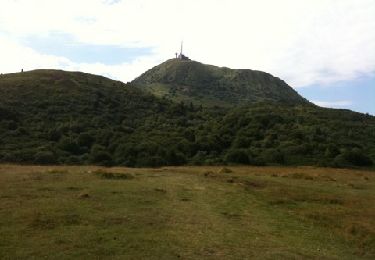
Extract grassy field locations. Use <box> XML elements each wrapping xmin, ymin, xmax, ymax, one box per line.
<box><xmin>0</xmin><ymin>165</ymin><xmax>374</xmax><ymax>259</ymax></box>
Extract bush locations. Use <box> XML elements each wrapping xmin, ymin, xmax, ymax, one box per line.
<box><xmin>325</xmin><ymin>144</ymin><xmax>340</xmax><ymax>158</ymax></box>
<box><xmin>249</xmin><ymin>157</ymin><xmax>266</xmax><ymax>166</ymax></box>
<box><xmin>334</xmin><ymin>149</ymin><xmax>373</xmax><ymax>167</ymax></box>
<box><xmin>64</xmin><ymin>155</ymin><xmax>81</xmax><ymax>165</ymax></box>
<box><xmin>58</xmin><ymin>136</ymin><xmax>81</xmax><ymax>155</ymax></box>
<box><xmin>136</xmin><ymin>156</ymin><xmax>166</xmax><ymax>167</ymax></box>
<box><xmin>77</xmin><ymin>132</ymin><xmax>95</xmax><ymax>148</ymax></box>
<box><xmin>94</xmin><ymin>169</ymin><xmax>134</xmax><ymax>180</ymax></box>
<box><xmin>4</xmin><ymin>149</ymin><xmax>35</xmax><ymax>163</ymax></box>
<box><xmin>34</xmin><ymin>151</ymin><xmax>57</xmax><ymax>165</ymax></box>
<box><xmin>166</xmin><ymin>149</ymin><xmax>186</xmax><ymax>165</ymax></box>
<box><xmin>225</xmin><ymin>149</ymin><xmax>249</xmax><ymax>164</ymax></box>
<box><xmin>260</xmin><ymin>149</ymin><xmax>285</xmax><ymax>164</ymax></box>
<box><xmin>89</xmin><ymin>145</ymin><xmax>113</xmax><ymax>166</ymax></box>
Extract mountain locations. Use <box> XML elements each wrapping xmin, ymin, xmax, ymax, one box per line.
<box><xmin>0</xmin><ymin>67</ymin><xmax>374</xmax><ymax>168</ymax></box>
<box><xmin>132</xmin><ymin>59</ymin><xmax>308</xmax><ymax>106</ymax></box>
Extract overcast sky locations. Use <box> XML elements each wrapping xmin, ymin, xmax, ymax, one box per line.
<box><xmin>0</xmin><ymin>0</ymin><xmax>374</xmax><ymax>114</ymax></box>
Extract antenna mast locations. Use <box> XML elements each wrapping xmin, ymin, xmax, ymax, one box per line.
<box><xmin>176</xmin><ymin>41</ymin><xmax>189</xmax><ymax>60</ymax></box>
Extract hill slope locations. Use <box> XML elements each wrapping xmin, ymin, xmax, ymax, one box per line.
<box><xmin>0</xmin><ymin>69</ymin><xmax>374</xmax><ymax>167</ymax></box>
<box><xmin>132</xmin><ymin>59</ymin><xmax>308</xmax><ymax>106</ymax></box>
<box><xmin>0</xmin><ymin>69</ymin><xmax>179</xmax><ymax>165</ymax></box>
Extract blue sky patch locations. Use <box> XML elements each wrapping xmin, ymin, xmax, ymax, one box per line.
<box><xmin>299</xmin><ymin>75</ymin><xmax>375</xmax><ymax>115</ymax></box>
<box><xmin>22</xmin><ymin>32</ymin><xmax>152</xmax><ymax>65</ymax></box>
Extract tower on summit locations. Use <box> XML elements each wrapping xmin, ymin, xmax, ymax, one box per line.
<box><xmin>176</xmin><ymin>41</ymin><xmax>190</xmax><ymax>60</ymax></box>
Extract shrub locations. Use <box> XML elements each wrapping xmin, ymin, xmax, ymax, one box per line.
<box><xmin>58</xmin><ymin>136</ymin><xmax>81</xmax><ymax>155</ymax></box>
<box><xmin>136</xmin><ymin>156</ymin><xmax>166</xmax><ymax>167</ymax></box>
<box><xmin>166</xmin><ymin>149</ymin><xmax>186</xmax><ymax>165</ymax></box>
<box><xmin>334</xmin><ymin>149</ymin><xmax>373</xmax><ymax>167</ymax></box>
<box><xmin>250</xmin><ymin>157</ymin><xmax>266</xmax><ymax>166</ymax></box>
<box><xmin>225</xmin><ymin>149</ymin><xmax>249</xmax><ymax>164</ymax></box>
<box><xmin>325</xmin><ymin>144</ymin><xmax>340</xmax><ymax>158</ymax></box>
<box><xmin>94</xmin><ymin>169</ymin><xmax>134</xmax><ymax>180</ymax></box>
<box><xmin>89</xmin><ymin>145</ymin><xmax>113</xmax><ymax>166</ymax></box>
<box><xmin>34</xmin><ymin>151</ymin><xmax>57</xmax><ymax>165</ymax></box>
<box><xmin>77</xmin><ymin>132</ymin><xmax>95</xmax><ymax>148</ymax></box>
<box><xmin>261</xmin><ymin>149</ymin><xmax>285</xmax><ymax>164</ymax></box>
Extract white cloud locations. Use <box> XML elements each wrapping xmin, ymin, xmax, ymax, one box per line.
<box><xmin>64</xmin><ymin>55</ymin><xmax>163</xmax><ymax>84</ymax></box>
<box><xmin>0</xmin><ymin>0</ymin><xmax>375</xmax><ymax>86</ymax></box>
<box><xmin>0</xmin><ymin>35</ymin><xmax>161</xmax><ymax>82</ymax></box>
<box><xmin>312</xmin><ymin>100</ymin><xmax>353</xmax><ymax>108</ymax></box>
<box><xmin>0</xmin><ymin>36</ymin><xmax>71</xmax><ymax>73</ymax></box>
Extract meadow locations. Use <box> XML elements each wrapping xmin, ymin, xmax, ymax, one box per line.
<box><xmin>0</xmin><ymin>165</ymin><xmax>374</xmax><ymax>259</ymax></box>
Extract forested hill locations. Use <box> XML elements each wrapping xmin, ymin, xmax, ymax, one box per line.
<box><xmin>132</xmin><ymin>59</ymin><xmax>308</xmax><ymax>106</ymax></box>
<box><xmin>0</xmin><ymin>68</ymin><xmax>374</xmax><ymax>168</ymax></box>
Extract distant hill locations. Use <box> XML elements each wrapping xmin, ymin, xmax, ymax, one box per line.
<box><xmin>0</xmin><ymin>68</ymin><xmax>374</xmax><ymax>168</ymax></box>
<box><xmin>132</xmin><ymin>59</ymin><xmax>308</xmax><ymax>106</ymax></box>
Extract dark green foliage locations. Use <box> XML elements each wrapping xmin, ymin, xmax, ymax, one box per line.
<box><xmin>165</xmin><ymin>149</ymin><xmax>186</xmax><ymax>166</ymax></box>
<box><xmin>333</xmin><ymin>149</ymin><xmax>373</xmax><ymax>167</ymax></box>
<box><xmin>34</xmin><ymin>151</ymin><xmax>57</xmax><ymax>165</ymax></box>
<box><xmin>89</xmin><ymin>145</ymin><xmax>112</xmax><ymax>166</ymax></box>
<box><xmin>225</xmin><ymin>149</ymin><xmax>250</xmax><ymax>164</ymax></box>
<box><xmin>260</xmin><ymin>149</ymin><xmax>285</xmax><ymax>165</ymax></box>
<box><xmin>58</xmin><ymin>137</ymin><xmax>81</xmax><ymax>155</ymax></box>
<box><xmin>0</xmin><ymin>69</ymin><xmax>374</xmax><ymax>168</ymax></box>
<box><xmin>325</xmin><ymin>144</ymin><xmax>340</xmax><ymax>158</ymax></box>
<box><xmin>77</xmin><ymin>132</ymin><xmax>95</xmax><ymax>148</ymax></box>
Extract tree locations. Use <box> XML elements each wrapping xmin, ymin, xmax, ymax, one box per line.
<box><xmin>225</xmin><ymin>149</ymin><xmax>249</xmax><ymax>164</ymax></box>
<box><xmin>324</xmin><ymin>144</ymin><xmax>339</xmax><ymax>158</ymax></box>
<box><xmin>166</xmin><ymin>149</ymin><xmax>186</xmax><ymax>165</ymax></box>
<box><xmin>334</xmin><ymin>149</ymin><xmax>373</xmax><ymax>167</ymax></box>
<box><xmin>261</xmin><ymin>149</ymin><xmax>285</xmax><ymax>164</ymax></box>
<box><xmin>77</xmin><ymin>132</ymin><xmax>95</xmax><ymax>148</ymax></box>
<box><xmin>58</xmin><ymin>136</ymin><xmax>81</xmax><ymax>155</ymax></box>
<box><xmin>34</xmin><ymin>151</ymin><xmax>57</xmax><ymax>165</ymax></box>
<box><xmin>89</xmin><ymin>144</ymin><xmax>113</xmax><ymax>166</ymax></box>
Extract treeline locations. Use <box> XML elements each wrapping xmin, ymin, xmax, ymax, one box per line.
<box><xmin>0</xmin><ymin>70</ymin><xmax>374</xmax><ymax>168</ymax></box>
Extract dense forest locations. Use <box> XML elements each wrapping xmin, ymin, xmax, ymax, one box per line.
<box><xmin>0</xmin><ymin>66</ymin><xmax>374</xmax><ymax>168</ymax></box>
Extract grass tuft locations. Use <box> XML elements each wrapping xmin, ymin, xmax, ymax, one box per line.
<box><xmin>218</xmin><ymin>167</ymin><xmax>233</xmax><ymax>173</ymax></box>
<box><xmin>94</xmin><ymin>169</ymin><xmax>135</xmax><ymax>180</ymax></box>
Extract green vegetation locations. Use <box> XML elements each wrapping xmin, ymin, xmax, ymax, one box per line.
<box><xmin>0</xmin><ymin>68</ymin><xmax>374</xmax><ymax>167</ymax></box>
<box><xmin>1</xmin><ymin>63</ymin><xmax>374</xmax><ymax>258</ymax></box>
<box><xmin>132</xmin><ymin>59</ymin><xmax>308</xmax><ymax>106</ymax></box>
<box><xmin>0</xmin><ymin>165</ymin><xmax>374</xmax><ymax>259</ymax></box>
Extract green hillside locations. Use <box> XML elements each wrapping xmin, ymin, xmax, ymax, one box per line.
<box><xmin>132</xmin><ymin>59</ymin><xmax>308</xmax><ymax>106</ymax></box>
<box><xmin>0</xmin><ymin>68</ymin><xmax>374</xmax><ymax>167</ymax></box>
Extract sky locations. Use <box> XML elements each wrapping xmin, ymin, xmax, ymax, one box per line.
<box><xmin>0</xmin><ymin>0</ymin><xmax>374</xmax><ymax>114</ymax></box>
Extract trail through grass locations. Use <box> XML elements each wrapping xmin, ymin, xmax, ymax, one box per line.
<box><xmin>0</xmin><ymin>165</ymin><xmax>374</xmax><ymax>259</ymax></box>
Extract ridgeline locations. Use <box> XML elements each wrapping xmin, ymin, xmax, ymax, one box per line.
<box><xmin>0</xmin><ymin>61</ymin><xmax>374</xmax><ymax>167</ymax></box>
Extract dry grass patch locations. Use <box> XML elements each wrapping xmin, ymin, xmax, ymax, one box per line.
<box><xmin>0</xmin><ymin>164</ymin><xmax>374</xmax><ymax>259</ymax></box>
<box><xmin>218</xmin><ymin>167</ymin><xmax>233</xmax><ymax>173</ymax></box>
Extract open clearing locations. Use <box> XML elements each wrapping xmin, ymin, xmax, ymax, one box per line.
<box><xmin>0</xmin><ymin>165</ymin><xmax>374</xmax><ymax>259</ymax></box>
